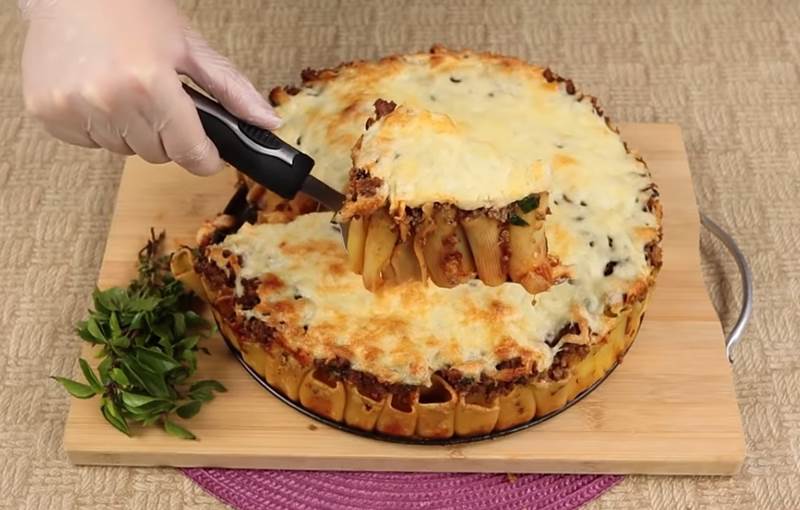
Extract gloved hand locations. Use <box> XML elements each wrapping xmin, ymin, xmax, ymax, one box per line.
<box><xmin>20</xmin><ymin>0</ymin><xmax>281</xmax><ymax>175</ymax></box>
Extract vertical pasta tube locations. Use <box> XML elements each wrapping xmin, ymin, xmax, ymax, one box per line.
<box><xmin>241</xmin><ymin>341</ymin><xmax>268</xmax><ymax>379</ymax></box>
<box><xmin>460</xmin><ymin>214</ymin><xmax>507</xmax><ymax>286</ymax></box>
<box><xmin>212</xmin><ymin>309</ymin><xmax>240</xmax><ymax>351</ymax></box>
<box><xmin>299</xmin><ymin>368</ymin><xmax>346</xmax><ymax>421</ymax></box>
<box><xmin>346</xmin><ymin>216</ymin><xmax>368</xmax><ymax>274</ymax></box>
<box><xmin>262</xmin><ymin>345</ymin><xmax>283</xmax><ymax>391</ymax></box>
<box><xmin>531</xmin><ymin>379</ymin><xmax>571</xmax><ymax>417</ymax></box>
<box><xmin>455</xmin><ymin>390</ymin><xmax>500</xmax><ymax>436</ymax></box>
<box><xmin>569</xmin><ymin>347</ymin><xmax>600</xmax><ymax>399</ymax></box>
<box><xmin>508</xmin><ymin>192</ymin><xmax>551</xmax><ymax>294</ymax></box>
<box><xmin>416</xmin><ymin>376</ymin><xmax>457</xmax><ymax>438</ymax></box>
<box><xmin>362</xmin><ymin>208</ymin><xmax>399</xmax><ymax>291</ymax></box>
<box><xmin>211</xmin><ymin>294</ymin><xmax>239</xmax><ymax>351</ymax></box>
<box><xmin>344</xmin><ymin>382</ymin><xmax>386</xmax><ymax>431</ymax></box>
<box><xmin>380</xmin><ymin>262</ymin><xmax>398</xmax><ymax>285</ymax></box>
<box><xmin>422</xmin><ymin>205</ymin><xmax>476</xmax><ymax>287</ymax></box>
<box><xmin>390</xmin><ymin>238</ymin><xmax>421</xmax><ymax>283</ymax></box>
<box><xmin>375</xmin><ymin>389</ymin><xmax>419</xmax><ymax>437</ymax></box>
<box><xmin>495</xmin><ymin>385</ymin><xmax>536</xmax><ymax>430</ymax></box>
<box><xmin>264</xmin><ymin>348</ymin><xmax>310</xmax><ymax>401</ymax></box>
<box><xmin>170</xmin><ymin>248</ymin><xmax>208</xmax><ymax>300</ymax></box>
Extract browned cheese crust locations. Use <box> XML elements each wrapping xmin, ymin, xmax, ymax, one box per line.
<box><xmin>176</xmin><ymin>45</ymin><xmax>663</xmax><ymax>439</ymax></box>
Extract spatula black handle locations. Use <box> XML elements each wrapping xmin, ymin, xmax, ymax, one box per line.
<box><xmin>183</xmin><ymin>83</ymin><xmax>314</xmax><ymax>199</ymax></box>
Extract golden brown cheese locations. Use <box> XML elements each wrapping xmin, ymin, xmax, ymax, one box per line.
<box><xmin>219</xmin><ymin>214</ymin><xmax>571</xmax><ymax>386</ymax></box>
<box><xmin>227</xmin><ymin>48</ymin><xmax>662</xmax><ymax>386</ymax></box>
<box><xmin>271</xmin><ymin>51</ymin><xmax>660</xmax><ymax>319</ymax></box>
<box><xmin>352</xmin><ymin>105</ymin><xmax>551</xmax><ymax>211</ymax></box>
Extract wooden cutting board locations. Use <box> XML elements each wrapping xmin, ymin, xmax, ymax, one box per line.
<box><xmin>63</xmin><ymin>123</ymin><xmax>745</xmax><ymax>475</ymax></box>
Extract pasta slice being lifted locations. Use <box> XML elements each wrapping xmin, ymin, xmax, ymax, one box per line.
<box><xmin>338</xmin><ymin>100</ymin><xmax>560</xmax><ymax>293</ymax></box>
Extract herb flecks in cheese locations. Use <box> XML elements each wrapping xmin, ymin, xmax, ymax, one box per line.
<box><xmin>353</xmin><ymin>106</ymin><xmax>551</xmax><ymax>211</ymax></box>
<box><xmin>234</xmin><ymin>49</ymin><xmax>664</xmax><ymax>385</ymax></box>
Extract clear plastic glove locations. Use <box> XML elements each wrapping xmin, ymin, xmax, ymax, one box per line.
<box><xmin>20</xmin><ymin>0</ymin><xmax>281</xmax><ymax>175</ymax></box>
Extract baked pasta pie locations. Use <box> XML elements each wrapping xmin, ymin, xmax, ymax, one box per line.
<box><xmin>173</xmin><ymin>46</ymin><xmax>663</xmax><ymax>439</ymax></box>
<box><xmin>340</xmin><ymin>100</ymin><xmax>557</xmax><ymax>292</ymax></box>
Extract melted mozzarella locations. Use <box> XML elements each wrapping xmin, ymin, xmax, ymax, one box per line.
<box><xmin>230</xmin><ymin>50</ymin><xmax>662</xmax><ymax>384</ymax></box>
<box><xmin>353</xmin><ymin>106</ymin><xmax>551</xmax><ymax>210</ymax></box>
<box><xmin>221</xmin><ymin>214</ymin><xmax>563</xmax><ymax>385</ymax></box>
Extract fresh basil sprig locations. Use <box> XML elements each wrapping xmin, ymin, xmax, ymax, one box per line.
<box><xmin>53</xmin><ymin>230</ymin><xmax>225</xmax><ymax>440</ymax></box>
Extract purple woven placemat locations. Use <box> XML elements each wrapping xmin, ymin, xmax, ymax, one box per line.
<box><xmin>183</xmin><ymin>469</ymin><xmax>621</xmax><ymax>510</ymax></box>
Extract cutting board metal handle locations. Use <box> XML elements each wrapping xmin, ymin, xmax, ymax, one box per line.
<box><xmin>700</xmin><ymin>213</ymin><xmax>753</xmax><ymax>363</ymax></box>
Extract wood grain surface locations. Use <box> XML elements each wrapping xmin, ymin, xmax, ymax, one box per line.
<box><xmin>62</xmin><ymin>123</ymin><xmax>745</xmax><ymax>475</ymax></box>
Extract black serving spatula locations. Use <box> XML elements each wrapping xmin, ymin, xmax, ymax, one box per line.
<box><xmin>182</xmin><ymin>84</ymin><xmax>346</xmax><ymax>217</ymax></box>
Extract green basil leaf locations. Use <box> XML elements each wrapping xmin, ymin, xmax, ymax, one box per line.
<box><xmin>157</xmin><ymin>336</ymin><xmax>174</xmax><ymax>357</ymax></box>
<box><xmin>129</xmin><ymin>296</ymin><xmax>161</xmax><ymax>312</ymax></box>
<box><xmin>76</xmin><ymin>321</ymin><xmax>103</xmax><ymax>344</ymax></box>
<box><xmin>169</xmin><ymin>367</ymin><xmax>190</xmax><ymax>385</ymax></box>
<box><xmin>121</xmin><ymin>391</ymin><xmax>165</xmax><ymax>408</ymax></box>
<box><xmin>128</xmin><ymin>400</ymin><xmax>176</xmax><ymax>419</ymax></box>
<box><xmin>78</xmin><ymin>359</ymin><xmax>103</xmax><ymax>392</ymax></box>
<box><xmin>97</xmin><ymin>287</ymin><xmax>127</xmax><ymax>312</ymax></box>
<box><xmin>176</xmin><ymin>401</ymin><xmax>202</xmax><ymax>420</ymax></box>
<box><xmin>102</xmin><ymin>396</ymin><xmax>124</xmax><ymax>420</ymax></box>
<box><xmin>140</xmin><ymin>414</ymin><xmax>162</xmax><ymax>427</ymax></box>
<box><xmin>163</xmin><ymin>419</ymin><xmax>196</xmax><ymax>440</ymax></box>
<box><xmin>89</xmin><ymin>309</ymin><xmax>108</xmax><ymax>321</ymax></box>
<box><xmin>92</xmin><ymin>289</ymin><xmax>110</xmax><ymax>314</ymax></box>
<box><xmin>188</xmin><ymin>388</ymin><xmax>213</xmax><ymax>402</ymax></box>
<box><xmin>184</xmin><ymin>311</ymin><xmax>207</xmax><ymax>328</ymax></box>
<box><xmin>150</xmin><ymin>321</ymin><xmax>172</xmax><ymax>342</ymax></box>
<box><xmin>52</xmin><ymin>377</ymin><xmax>96</xmax><ymax>399</ymax></box>
<box><xmin>94</xmin><ymin>289</ymin><xmax>114</xmax><ymax>312</ymax></box>
<box><xmin>121</xmin><ymin>358</ymin><xmax>170</xmax><ymax>398</ymax></box>
<box><xmin>97</xmin><ymin>356</ymin><xmax>112</xmax><ymax>385</ymax></box>
<box><xmin>109</xmin><ymin>335</ymin><xmax>130</xmax><ymax>349</ymax></box>
<box><xmin>86</xmin><ymin>317</ymin><xmax>105</xmax><ymax>342</ymax></box>
<box><xmin>517</xmin><ymin>193</ymin><xmax>540</xmax><ymax>213</ymax></box>
<box><xmin>508</xmin><ymin>213</ymin><xmax>529</xmax><ymax>227</ymax></box>
<box><xmin>110</xmin><ymin>367</ymin><xmax>130</xmax><ymax>387</ymax></box>
<box><xmin>135</xmin><ymin>347</ymin><xmax>181</xmax><ymax>374</ymax></box>
<box><xmin>173</xmin><ymin>313</ymin><xmax>186</xmax><ymax>338</ymax></box>
<box><xmin>176</xmin><ymin>336</ymin><xmax>199</xmax><ymax>353</ymax></box>
<box><xmin>133</xmin><ymin>333</ymin><xmax>149</xmax><ymax>347</ymax></box>
<box><xmin>182</xmin><ymin>350</ymin><xmax>197</xmax><ymax>373</ymax></box>
<box><xmin>189</xmin><ymin>380</ymin><xmax>227</xmax><ymax>394</ymax></box>
<box><xmin>159</xmin><ymin>294</ymin><xmax>180</xmax><ymax>310</ymax></box>
<box><xmin>109</xmin><ymin>312</ymin><xmax>122</xmax><ymax>337</ymax></box>
<box><xmin>119</xmin><ymin>358</ymin><xmax>148</xmax><ymax>389</ymax></box>
<box><xmin>130</xmin><ymin>312</ymin><xmax>145</xmax><ymax>330</ymax></box>
<box><xmin>101</xmin><ymin>400</ymin><xmax>130</xmax><ymax>436</ymax></box>
<box><xmin>111</xmin><ymin>288</ymin><xmax>130</xmax><ymax>311</ymax></box>
<box><xmin>187</xmin><ymin>360</ymin><xmax>198</xmax><ymax>376</ymax></box>
<box><xmin>151</xmin><ymin>374</ymin><xmax>173</xmax><ymax>400</ymax></box>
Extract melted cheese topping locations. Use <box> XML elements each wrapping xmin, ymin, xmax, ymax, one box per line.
<box><xmin>225</xmin><ymin>50</ymin><xmax>662</xmax><ymax>385</ymax></box>
<box><xmin>353</xmin><ymin>106</ymin><xmax>551</xmax><ymax>210</ymax></box>
<box><xmin>221</xmin><ymin>213</ymin><xmax>566</xmax><ymax>385</ymax></box>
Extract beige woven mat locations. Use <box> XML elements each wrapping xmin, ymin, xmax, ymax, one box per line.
<box><xmin>2</xmin><ymin>0</ymin><xmax>798</xmax><ymax>508</ymax></box>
